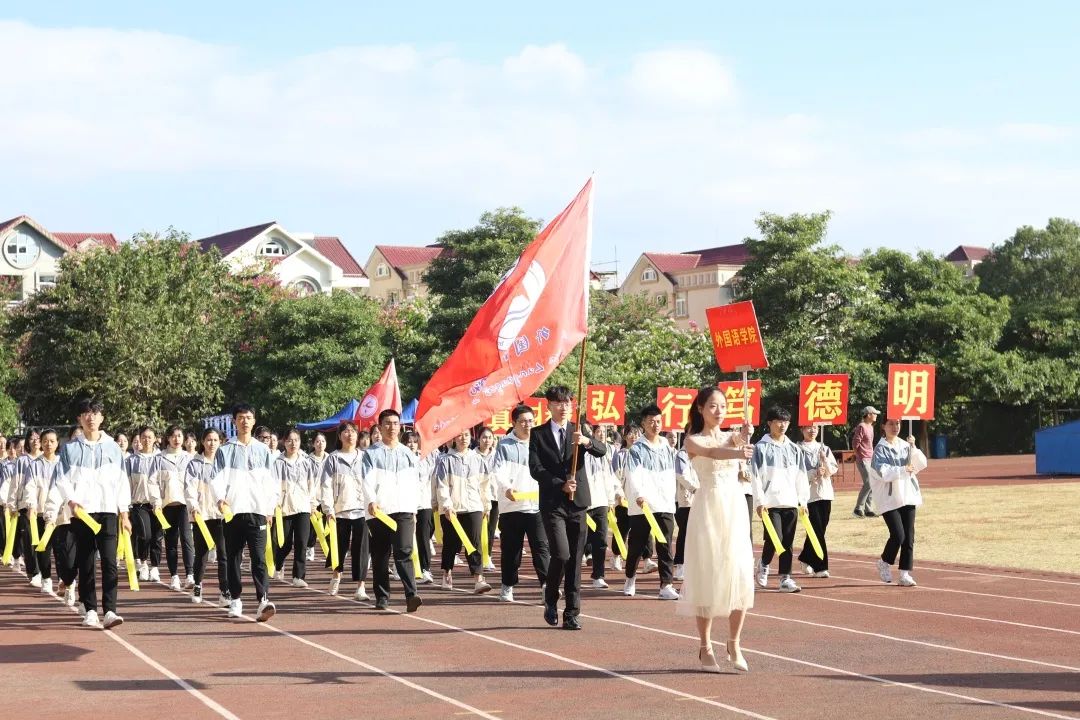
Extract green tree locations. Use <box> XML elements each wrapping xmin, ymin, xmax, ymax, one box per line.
<box><xmin>424</xmin><ymin>207</ymin><xmax>543</xmax><ymax>355</ymax></box>
<box><xmin>0</xmin><ymin>313</ymin><xmax>21</xmax><ymax>431</ymax></box>
<box><xmin>229</xmin><ymin>291</ymin><xmax>389</xmax><ymax>429</ymax></box>
<box><xmin>5</xmin><ymin>230</ymin><xmax>264</xmax><ymax>430</ymax></box>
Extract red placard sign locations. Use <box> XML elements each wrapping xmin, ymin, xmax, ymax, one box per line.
<box><xmin>656</xmin><ymin>387</ymin><xmax>696</xmax><ymax>432</ymax></box>
<box><xmin>716</xmin><ymin>380</ymin><xmax>762</xmax><ymax>428</ymax></box>
<box><xmin>705</xmin><ymin>301</ymin><xmax>769</xmax><ymax>373</ymax></box>
<box><xmin>585</xmin><ymin>385</ymin><xmax>625</xmax><ymax>425</ymax></box>
<box><xmin>798</xmin><ymin>374</ymin><xmax>850</xmax><ymax>426</ymax></box>
<box><xmin>887</xmin><ymin>364</ymin><xmax>936</xmax><ymax>421</ymax></box>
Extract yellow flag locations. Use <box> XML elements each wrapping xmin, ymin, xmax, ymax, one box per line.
<box><xmin>194</xmin><ymin>513</ymin><xmax>216</xmax><ymax>551</ymax></box>
<box><xmin>799</xmin><ymin>511</ymin><xmax>824</xmax><ymax>560</ymax></box>
<box><xmin>154</xmin><ymin>507</ymin><xmax>171</xmax><ymax>530</ymax></box>
<box><xmin>35</xmin><ymin>522</ymin><xmax>56</xmax><ymax>552</ymax></box>
<box><xmin>447</xmin><ymin>513</ymin><xmax>476</xmax><ymax>555</ymax></box>
<box><xmin>761</xmin><ymin>510</ymin><xmax>785</xmax><ymax>555</ymax></box>
<box><xmin>75</xmin><ymin>507</ymin><xmax>102</xmax><ymax>535</ymax></box>
<box><xmin>641</xmin><ymin>502</ymin><xmax>667</xmax><ymax>544</ymax></box>
<box><xmin>607</xmin><ymin>508</ymin><xmax>627</xmax><ymax>559</ymax></box>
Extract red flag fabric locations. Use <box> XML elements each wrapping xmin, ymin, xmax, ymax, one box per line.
<box><xmin>355</xmin><ymin>358</ymin><xmax>403</xmax><ymax>430</ymax></box>
<box><xmin>416</xmin><ymin>178</ymin><xmax>594</xmax><ymax>453</ymax></box>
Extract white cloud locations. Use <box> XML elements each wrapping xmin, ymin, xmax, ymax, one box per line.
<box><xmin>998</xmin><ymin>122</ymin><xmax>1073</xmax><ymax>142</ymax></box>
<box><xmin>626</xmin><ymin>49</ymin><xmax>736</xmax><ymax>109</ymax></box>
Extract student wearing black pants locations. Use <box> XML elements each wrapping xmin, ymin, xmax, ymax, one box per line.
<box><xmin>414</xmin><ymin>507</ymin><xmax>434</xmax><ymax>576</ymax></box>
<box><xmin>129</xmin><ymin>503</ymin><xmax>163</xmax><ymax>576</ymax></box>
<box><xmin>881</xmin><ymin>505</ymin><xmax>916</xmax><ymax>573</ymax></box>
<box><xmin>224</xmin><ymin>512</ymin><xmax>269</xmax><ymax>607</ymax></box>
<box><xmin>498</xmin><ymin>509</ymin><xmax>549</xmax><ymax>589</ymax></box>
<box><xmin>870</xmin><ymin>418</ymin><xmax>927</xmax><ymax>588</ymax></box>
<box><xmin>673</xmin><ymin>506</ymin><xmax>691</xmax><ymax>572</ymax></box>
<box><xmin>273</xmin><ymin>429</ymin><xmax>317</xmax><ymax>586</ymax></box>
<box><xmin>276</xmin><ymin>513</ymin><xmax>311</xmax><ymax>582</ymax></box>
<box><xmin>759</xmin><ymin>507</ymin><xmax>798</xmax><ymax>576</ymax></box>
<box><xmin>52</xmin><ymin>525</ymin><xmax>78</xmax><ymax>595</ymax></box>
<box><xmin>625</xmin><ymin>513</ymin><xmax>676</xmax><ymax>586</ymax></box>
<box><xmin>435</xmin><ymin>430</ymin><xmax>493</xmax><ymax>594</ymax></box>
<box><xmin>440</xmin><ymin>510</ymin><xmax>483</xmax><ymax>577</ymax></box>
<box><xmin>161</xmin><ymin>503</ymin><xmax>194</xmax><ymax>587</ymax></box>
<box><xmin>193</xmin><ymin>517</ymin><xmax>228</xmax><ymax>603</ymax></box>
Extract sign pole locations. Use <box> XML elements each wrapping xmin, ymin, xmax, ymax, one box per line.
<box><xmin>569</xmin><ymin>337</ymin><xmax>589</xmax><ymax>481</ymax></box>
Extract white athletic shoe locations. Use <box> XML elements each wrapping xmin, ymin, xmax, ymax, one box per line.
<box><xmin>328</xmin><ymin>577</ymin><xmax>341</xmax><ymax>596</ymax></box>
<box><xmin>419</xmin><ymin>570</ymin><xmax>434</xmax><ymax>585</ymax></box>
<box><xmin>82</xmin><ymin>609</ymin><xmax>101</xmax><ymax>628</ymax></box>
<box><xmin>256</xmin><ymin>598</ymin><xmax>276</xmax><ymax>622</ymax></box>
<box><xmin>802</xmin><ymin>563</ymin><xmax>816</xmax><ymax>576</ymax></box>
<box><xmin>658</xmin><ymin>584</ymin><xmax>680</xmax><ymax>600</ymax></box>
<box><xmin>78</xmin><ymin>603</ymin><xmax>88</xmax><ymax>618</ymax></box>
<box><xmin>877</xmin><ymin>559</ymin><xmax>894</xmax><ymax>584</ymax></box>
<box><xmin>138</xmin><ymin>563</ymin><xmax>149</xmax><ymax>582</ymax></box>
<box><xmin>354</xmin><ymin>582</ymin><xmax>369</xmax><ymax>601</ymax></box>
<box><xmin>103</xmin><ymin>611</ymin><xmax>124</xmax><ymax>629</ymax></box>
<box><xmin>613</xmin><ymin>556</ymin><xmax>623</xmax><ymax>572</ymax></box>
<box><xmin>473</xmin><ymin>579</ymin><xmax>492</xmax><ymax>595</ymax></box>
<box><xmin>499</xmin><ymin>585</ymin><xmax>514</xmax><ymax>602</ymax></box>
<box><xmin>29</xmin><ymin>573</ymin><xmax>42</xmax><ymax>588</ymax></box>
<box><xmin>41</xmin><ymin>578</ymin><xmax>53</xmax><ymax>595</ymax></box>
<box><xmin>756</xmin><ymin>563</ymin><xmax>769</xmax><ymax>588</ymax></box>
<box><xmin>184</xmin><ymin>575</ymin><xmax>196</xmax><ymax>589</ymax></box>
<box><xmin>227</xmin><ymin>598</ymin><xmax>243</xmax><ymax>618</ymax></box>
<box><xmin>643</xmin><ymin>559</ymin><xmax>658</xmax><ymax>574</ymax></box>
<box><xmin>673</xmin><ymin>564</ymin><xmax>685</xmax><ymax>581</ymax></box>
<box><xmin>16</xmin><ymin>558</ymin><xmax>25</xmax><ymax>575</ymax></box>
<box><xmin>591</xmin><ymin>577</ymin><xmax>609</xmax><ymax>589</ymax></box>
<box><xmin>148</xmin><ymin>567</ymin><xmax>161</xmax><ymax>583</ymax></box>
<box><xmin>778</xmin><ymin>576</ymin><xmax>801</xmax><ymax>593</ymax></box>
<box><xmin>291</xmin><ymin>577</ymin><xmax>308</xmax><ymax>588</ymax></box>
<box><xmin>208</xmin><ymin>549</ymin><xmax>217</xmax><ymax>564</ymax></box>
<box><xmin>218</xmin><ymin>593</ymin><xmax>231</xmax><ymax>607</ymax></box>
<box><xmin>814</xmin><ymin>570</ymin><xmax>831</xmax><ymax>578</ymax></box>
<box><xmin>192</xmin><ymin>585</ymin><xmax>203</xmax><ymax>603</ymax></box>
<box><xmin>169</xmin><ymin>575</ymin><xmax>181</xmax><ymax>591</ymax></box>
<box><xmin>898</xmin><ymin>571</ymin><xmax>917</xmax><ymax>587</ymax></box>
<box><xmin>305</xmin><ymin>547</ymin><xmax>315</xmax><ymax>562</ymax></box>
<box><xmin>622</xmin><ymin>577</ymin><xmax>636</xmax><ymax>596</ymax></box>
<box><xmin>454</xmin><ymin>555</ymin><xmax>463</xmax><ymax>567</ymax></box>
<box><xmin>64</xmin><ymin>586</ymin><xmax>77</xmax><ymax>606</ymax></box>
<box><xmin>483</xmin><ymin>560</ymin><xmax>496</xmax><ymax>573</ymax></box>
<box><xmin>441</xmin><ymin>571</ymin><xmax>453</xmax><ymax>590</ymax></box>
<box><xmin>389</xmin><ymin>567</ymin><xmax>400</xmax><ymax>581</ymax></box>
<box><xmin>428</xmin><ymin>539</ymin><xmax>436</xmax><ymax>557</ymax></box>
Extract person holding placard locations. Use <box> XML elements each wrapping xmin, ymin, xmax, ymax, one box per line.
<box><xmin>796</xmin><ymin>425</ymin><xmax>838</xmax><ymax>578</ymax></box>
<box><xmin>185</xmin><ymin>427</ymin><xmax>229</xmax><ymax>605</ymax></box>
<box><xmin>870</xmin><ymin>418</ymin><xmax>927</xmax><ymax>587</ymax></box>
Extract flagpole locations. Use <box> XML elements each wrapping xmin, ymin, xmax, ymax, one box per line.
<box><xmin>569</xmin><ymin>336</ymin><xmax>589</xmax><ymax>481</ymax></box>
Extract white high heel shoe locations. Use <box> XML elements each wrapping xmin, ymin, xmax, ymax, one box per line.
<box><xmin>699</xmin><ymin>646</ymin><xmax>721</xmax><ymax>673</ymax></box>
<box><xmin>727</xmin><ymin>640</ymin><xmax>749</xmax><ymax>672</ymax></box>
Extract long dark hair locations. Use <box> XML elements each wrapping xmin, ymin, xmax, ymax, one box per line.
<box><xmin>687</xmin><ymin>385</ymin><xmax>724</xmax><ymax>436</ymax></box>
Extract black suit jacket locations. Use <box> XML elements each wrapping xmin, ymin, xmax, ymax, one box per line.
<box><xmin>529</xmin><ymin>421</ymin><xmax>608</xmax><ymax>512</ymax></box>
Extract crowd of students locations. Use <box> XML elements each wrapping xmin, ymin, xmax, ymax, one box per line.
<box><xmin>0</xmin><ymin>394</ymin><xmax>926</xmax><ymax>673</ymax></box>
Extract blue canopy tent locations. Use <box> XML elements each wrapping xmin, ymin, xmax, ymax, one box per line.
<box><xmin>1035</xmin><ymin>419</ymin><xmax>1080</xmax><ymax>475</ymax></box>
<box><xmin>401</xmin><ymin>398</ymin><xmax>419</xmax><ymax>425</ymax></box>
<box><xmin>296</xmin><ymin>399</ymin><xmax>360</xmax><ymax>431</ymax></box>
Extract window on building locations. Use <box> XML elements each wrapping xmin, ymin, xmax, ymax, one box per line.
<box><xmin>289</xmin><ymin>278</ymin><xmax>320</xmax><ymax>297</ymax></box>
<box><xmin>259</xmin><ymin>239</ymin><xmax>287</xmax><ymax>256</ymax></box>
<box><xmin>642</xmin><ymin>267</ymin><xmax>657</xmax><ymax>282</ymax></box>
<box><xmin>376</xmin><ymin>263</ymin><xmax>390</xmax><ymax>278</ymax></box>
<box><xmin>4</xmin><ymin>230</ymin><xmax>40</xmax><ymax>269</ymax></box>
<box><xmin>675</xmin><ymin>293</ymin><xmax>687</xmax><ymax>317</ymax></box>
<box><xmin>388</xmin><ymin>291</ymin><xmax>399</xmax><ymax>304</ymax></box>
<box><xmin>655</xmin><ymin>293</ymin><xmax>667</xmax><ymax>306</ymax></box>
<box><xmin>37</xmin><ymin>274</ymin><xmax>57</xmax><ymax>291</ymax></box>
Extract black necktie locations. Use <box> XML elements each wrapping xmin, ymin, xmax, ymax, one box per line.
<box><xmin>558</xmin><ymin>426</ymin><xmax>565</xmax><ymax>452</ymax></box>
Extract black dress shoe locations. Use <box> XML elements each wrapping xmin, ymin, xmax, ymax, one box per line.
<box><xmin>562</xmin><ymin>615</ymin><xmax>582</xmax><ymax>630</ymax></box>
<box><xmin>544</xmin><ymin>603</ymin><xmax>559</xmax><ymax>626</ymax></box>
<box><xmin>406</xmin><ymin>595</ymin><xmax>423</xmax><ymax>613</ymax></box>
<box><xmin>374</xmin><ymin>599</ymin><xmax>389</xmax><ymax>610</ymax></box>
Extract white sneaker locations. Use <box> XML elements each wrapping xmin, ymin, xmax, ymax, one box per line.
<box><xmin>441</xmin><ymin>571</ymin><xmax>453</xmax><ymax>590</ymax></box>
<box><xmin>184</xmin><ymin>575</ymin><xmax>196</xmax><ymax>589</ymax></box>
<box><xmin>354</xmin><ymin>583</ymin><xmax>369</xmax><ymax>601</ymax></box>
<box><xmin>499</xmin><ymin>585</ymin><xmax>514</xmax><ymax>602</ymax></box>
<box><xmin>138</xmin><ymin>563</ymin><xmax>149</xmax><ymax>582</ymax></box>
<box><xmin>898</xmin><ymin>571</ymin><xmax>917</xmax><ymax>587</ymax></box>
<box><xmin>622</xmin><ymin>577</ymin><xmax>636</xmax><ymax>596</ymax></box>
<box><xmin>64</xmin><ymin>586</ymin><xmax>77</xmax><ymax>606</ymax></box>
<box><xmin>643</xmin><ymin>559</ymin><xmax>658</xmax><ymax>574</ymax></box>
<box><xmin>256</xmin><ymin>598</ymin><xmax>276</xmax><ymax>622</ymax></box>
<box><xmin>673</xmin><ymin>564</ymin><xmax>685</xmax><ymax>581</ymax></box>
<box><xmin>103</xmin><ymin>610</ymin><xmax>124</xmax><ymax>629</ymax></box>
<box><xmin>877</xmin><ymin>559</ymin><xmax>894</xmax><ymax>584</ymax></box>
<box><xmin>291</xmin><ymin>577</ymin><xmax>308</xmax><ymax>588</ymax></box>
<box><xmin>305</xmin><ymin>547</ymin><xmax>315</xmax><ymax>562</ymax></box>
<box><xmin>16</xmin><ymin>558</ymin><xmax>25</xmax><ymax>575</ymax></box>
<box><xmin>802</xmin><ymin>563</ymin><xmax>816</xmax><ymax>576</ymax></box>
<box><xmin>41</xmin><ymin>578</ymin><xmax>53</xmax><ymax>595</ymax></box>
<box><xmin>473</xmin><ymin>579</ymin><xmax>492</xmax><ymax>594</ymax></box>
<box><xmin>82</xmin><ymin>609</ymin><xmax>101</xmax><ymax>627</ymax></box>
<box><xmin>454</xmin><ymin>555</ymin><xmax>463</xmax><ymax>567</ymax></box>
<box><xmin>756</xmin><ymin>563</ymin><xmax>769</xmax><ymax>588</ymax></box>
<box><xmin>29</xmin><ymin>573</ymin><xmax>42</xmax><ymax>588</ymax></box>
<box><xmin>813</xmin><ymin>570</ymin><xmax>830</xmax><ymax>578</ymax></box>
<box><xmin>208</xmin><ymin>549</ymin><xmax>217</xmax><ymax>564</ymax></box>
<box><xmin>613</xmin><ymin>556</ymin><xmax>623</xmax><ymax>572</ymax></box>
<box><xmin>483</xmin><ymin>560</ymin><xmax>496</xmax><ymax>572</ymax></box>
<box><xmin>149</xmin><ymin>567</ymin><xmax>161</xmax><ymax>583</ymax></box>
<box><xmin>420</xmin><ymin>570</ymin><xmax>434</xmax><ymax>585</ymax></box>
<box><xmin>192</xmin><ymin>585</ymin><xmax>203</xmax><ymax>603</ymax></box>
<box><xmin>78</xmin><ymin>603</ymin><xmax>88</xmax><ymax>618</ymax></box>
<box><xmin>169</xmin><ymin>575</ymin><xmax>181</xmax><ymax>591</ymax></box>
<box><xmin>658</xmin><ymin>584</ymin><xmax>680</xmax><ymax>600</ymax></box>
<box><xmin>227</xmin><ymin>598</ymin><xmax>243</xmax><ymax>618</ymax></box>
<box><xmin>389</xmin><ymin>568</ymin><xmax>400</xmax><ymax>581</ymax></box>
<box><xmin>428</xmin><ymin>539</ymin><xmax>436</xmax><ymax>556</ymax></box>
<box><xmin>328</xmin><ymin>577</ymin><xmax>341</xmax><ymax>596</ymax></box>
<box><xmin>779</xmin><ymin>576</ymin><xmax>801</xmax><ymax>593</ymax></box>
<box><xmin>591</xmin><ymin>577</ymin><xmax>609</xmax><ymax>589</ymax></box>
<box><xmin>218</xmin><ymin>593</ymin><xmax>231</xmax><ymax>607</ymax></box>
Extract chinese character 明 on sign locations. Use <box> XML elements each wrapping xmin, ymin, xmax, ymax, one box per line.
<box><xmin>803</xmin><ymin>379</ymin><xmax>844</xmax><ymax>423</ymax></box>
<box><xmin>892</xmin><ymin>370</ymin><xmax>930</xmax><ymax>416</ymax></box>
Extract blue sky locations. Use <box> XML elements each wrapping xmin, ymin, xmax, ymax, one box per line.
<box><xmin>2</xmin><ymin>2</ymin><xmax>1077</xmax><ymax>273</ymax></box>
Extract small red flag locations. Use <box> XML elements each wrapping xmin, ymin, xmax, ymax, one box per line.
<box><xmin>355</xmin><ymin>359</ymin><xmax>402</xmax><ymax>430</ymax></box>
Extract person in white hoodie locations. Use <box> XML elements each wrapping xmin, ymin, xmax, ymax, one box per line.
<box><xmin>157</xmin><ymin>424</ymin><xmax>195</xmax><ymax>591</ymax></box>
<box><xmin>405</xmin><ymin>430</ymin><xmax>437</xmax><ymax>585</ymax></box>
<box><xmin>54</xmin><ymin>398</ymin><xmax>132</xmax><ymax>629</ymax></box>
<box><xmin>127</xmin><ymin>427</ymin><xmax>163</xmax><ymax>583</ymax></box>
<box><xmin>39</xmin><ymin>434</ymin><xmax>79</xmax><ymax>607</ymax></box>
<box><xmin>797</xmin><ymin>425</ymin><xmax>838</xmax><ymax>578</ymax></box>
<box><xmin>583</xmin><ymin>421</ymin><xmax>617</xmax><ymax>589</ymax></box>
<box><xmin>435</xmin><ymin>430</ymin><xmax>491</xmax><ymax>594</ymax></box>
<box><xmin>750</xmin><ymin>406</ymin><xmax>810</xmax><ymax>594</ymax></box>
<box><xmin>209</xmin><ymin>403</ymin><xmax>278</xmax><ymax>622</ymax></box>
<box><xmin>363</xmin><ymin>409</ymin><xmax>423</xmax><ymax>612</ymax></box>
<box><xmin>303</xmin><ymin>431</ymin><xmax>330</xmax><ymax>563</ymax></box>
<box><xmin>321</xmin><ymin>420</ymin><xmax>369</xmax><ymax>601</ymax></box>
<box><xmin>185</xmin><ymin>428</ymin><xmax>229</xmax><ymax>605</ymax></box>
<box><xmin>475</xmin><ymin>427</ymin><xmax>499</xmax><ymax>573</ymax></box>
<box><xmin>21</xmin><ymin>429</ymin><xmax>62</xmax><ymax>594</ymax></box>
<box><xmin>13</xmin><ymin>429</ymin><xmax>44</xmax><ymax>587</ymax></box>
<box><xmin>273</xmin><ymin>427</ymin><xmax>317</xmax><ymax>588</ymax></box>
<box><xmin>623</xmin><ymin>405</ymin><xmax>680</xmax><ymax>600</ymax></box>
<box><xmin>870</xmin><ymin>418</ymin><xmax>927</xmax><ymax>587</ymax></box>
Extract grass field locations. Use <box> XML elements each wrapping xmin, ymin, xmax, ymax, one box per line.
<box><xmin>750</xmin><ymin>483</ymin><xmax>1080</xmax><ymax>575</ymax></box>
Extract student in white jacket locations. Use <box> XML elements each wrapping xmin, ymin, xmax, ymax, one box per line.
<box><xmin>406</xmin><ymin>430</ymin><xmax>437</xmax><ymax>586</ymax></box>
<box><xmin>127</xmin><ymin>427</ymin><xmax>163</xmax><ymax>582</ymax></box>
<box><xmin>273</xmin><ymin>428</ymin><xmax>317</xmax><ymax>588</ymax></box>
<box><xmin>39</xmin><ymin>435</ymin><xmax>79</xmax><ymax>607</ymax></box>
<box><xmin>321</xmin><ymin>421</ymin><xmax>369</xmax><ymax>601</ymax></box>
<box><xmin>435</xmin><ymin>430</ymin><xmax>491</xmax><ymax>594</ymax></box>
<box><xmin>750</xmin><ymin>406</ymin><xmax>810</xmax><ymax>593</ymax></box>
<box><xmin>185</xmin><ymin>428</ymin><xmax>229</xmax><ymax>606</ymax></box>
<box><xmin>584</xmin><ymin>421</ymin><xmax>618</xmax><ymax>589</ymax></box>
<box><xmin>21</xmin><ymin>429</ymin><xmax>62</xmax><ymax>594</ymax></box>
<box><xmin>796</xmin><ymin>425</ymin><xmax>838</xmax><ymax>578</ymax></box>
<box><xmin>157</xmin><ymin>424</ymin><xmax>195</xmax><ymax>591</ymax></box>
<box><xmin>870</xmin><ymin>418</ymin><xmax>927</xmax><ymax>587</ymax></box>
<box><xmin>303</xmin><ymin>431</ymin><xmax>330</xmax><ymax>562</ymax></box>
<box><xmin>475</xmin><ymin>428</ymin><xmax>499</xmax><ymax>573</ymax></box>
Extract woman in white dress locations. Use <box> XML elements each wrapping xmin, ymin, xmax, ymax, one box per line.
<box><xmin>678</xmin><ymin>386</ymin><xmax>756</xmax><ymax>673</ymax></box>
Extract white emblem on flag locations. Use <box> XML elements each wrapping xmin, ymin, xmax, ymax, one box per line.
<box><xmin>497</xmin><ymin>260</ymin><xmax>546</xmax><ymax>352</ymax></box>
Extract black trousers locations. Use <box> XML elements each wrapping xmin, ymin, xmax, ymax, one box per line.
<box><xmin>744</xmin><ymin>494</ymin><xmax>754</xmax><ymax>547</ymax></box>
<box><xmin>73</xmin><ymin>512</ymin><xmax>119</xmax><ymax>614</ymax></box>
<box><xmin>486</xmin><ymin>501</ymin><xmax>500</xmax><ymax>554</ymax></box>
<box><xmin>441</xmin><ymin>511</ymin><xmax>483</xmax><ymax>574</ymax></box>
<box><xmin>620</xmin><ymin>505</ymin><xmax>656</xmax><ymax>561</ymax></box>
<box><xmin>585</xmin><ymin>506</ymin><xmax>609</xmax><ymax>579</ymax></box>
<box><xmin>224</xmin><ymin>512</ymin><xmax>269</xmax><ymax>602</ymax></box>
<box><xmin>368</xmin><ymin>513</ymin><xmax>417</xmax><ymax>603</ymax></box>
<box><xmin>129</xmin><ymin>504</ymin><xmax>162</xmax><ymax>565</ymax></box>
<box><xmin>194</xmin><ymin>517</ymin><xmax>229</xmax><ymax>594</ymax></box>
<box><xmin>881</xmin><ymin>505</ymin><xmax>917</xmax><ymax>571</ymax></box>
<box><xmin>28</xmin><ymin>514</ymin><xmax>52</xmax><ymax>580</ymax></box>
<box><xmin>331</xmin><ymin>516</ymin><xmax>370</xmax><ymax>581</ymax></box>
<box><xmin>542</xmin><ymin>502</ymin><xmax>587</xmax><ymax>617</ymax></box>
<box><xmin>162</xmin><ymin>504</ymin><xmax>194</xmax><ymax>577</ymax></box>
<box><xmin>275</xmin><ymin>512</ymin><xmax>311</xmax><ymax>579</ymax></box>
<box><xmin>626</xmin><ymin>512</ymin><xmax>675</xmax><ymax>584</ymax></box>
<box><xmin>16</xmin><ymin>510</ymin><xmax>39</xmax><ymax>577</ymax></box>
<box><xmin>414</xmin><ymin>509</ymin><xmax>434</xmax><ymax>572</ymax></box>
<box><xmin>797</xmin><ymin>500</ymin><xmax>831</xmax><ymax>571</ymax></box>
<box><xmin>760</xmin><ymin>507</ymin><xmax>798</xmax><ymax>575</ymax></box>
<box><xmin>52</xmin><ymin>525</ymin><xmax>78</xmax><ymax>586</ymax></box>
<box><xmin>499</xmin><ymin>510</ymin><xmax>549</xmax><ymax>587</ymax></box>
<box><xmin>674</xmin><ymin>506</ymin><xmax>691</xmax><ymax>565</ymax></box>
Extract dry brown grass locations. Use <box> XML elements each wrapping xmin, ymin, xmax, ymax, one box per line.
<box><xmin>751</xmin><ymin>483</ymin><xmax>1080</xmax><ymax>575</ymax></box>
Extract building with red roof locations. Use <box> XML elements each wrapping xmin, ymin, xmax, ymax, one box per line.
<box><xmin>363</xmin><ymin>244</ymin><xmax>449</xmax><ymax>303</ymax></box>
<box><xmin>0</xmin><ymin>215</ymin><xmax>118</xmax><ymax>301</ymax></box>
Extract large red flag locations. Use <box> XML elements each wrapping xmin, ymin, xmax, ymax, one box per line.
<box><xmin>416</xmin><ymin>178</ymin><xmax>594</xmax><ymax>453</ymax></box>
<box><xmin>355</xmin><ymin>358</ymin><xmax>402</xmax><ymax>430</ymax></box>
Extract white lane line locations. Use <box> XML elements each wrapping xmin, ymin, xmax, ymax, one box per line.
<box><xmin>829</xmin><ymin>555</ymin><xmax>1080</xmax><ymax>587</ymax></box>
<box><xmin>825</xmin><ymin>572</ymin><xmax>1080</xmax><ymax>608</ymax></box>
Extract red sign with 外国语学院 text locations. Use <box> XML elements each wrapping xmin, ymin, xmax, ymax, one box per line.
<box><xmin>705</xmin><ymin>301</ymin><xmax>769</xmax><ymax>373</ymax></box>
<box><xmin>887</xmin><ymin>364</ymin><xmax>936</xmax><ymax>421</ymax></box>
<box><xmin>798</xmin><ymin>374</ymin><xmax>850</xmax><ymax>426</ymax></box>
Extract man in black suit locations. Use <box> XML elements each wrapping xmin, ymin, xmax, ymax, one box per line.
<box><xmin>529</xmin><ymin>385</ymin><xmax>607</xmax><ymax>630</ymax></box>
